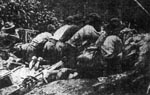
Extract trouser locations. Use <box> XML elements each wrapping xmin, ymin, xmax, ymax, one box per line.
<box><xmin>42</xmin><ymin>39</ymin><xmax>58</xmax><ymax>65</ymax></box>
<box><xmin>43</xmin><ymin>39</ymin><xmax>77</xmax><ymax>67</ymax></box>
<box><xmin>103</xmin><ymin>57</ymin><xmax>122</xmax><ymax>76</ymax></box>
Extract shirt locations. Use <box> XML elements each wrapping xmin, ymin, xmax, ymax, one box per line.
<box><xmin>51</xmin><ymin>25</ymin><xmax>72</xmax><ymax>40</ymax></box>
<box><xmin>101</xmin><ymin>35</ymin><xmax>123</xmax><ymax>59</ymax></box>
<box><xmin>59</xmin><ymin>25</ymin><xmax>80</xmax><ymax>42</ymax></box>
<box><xmin>31</xmin><ymin>32</ymin><xmax>52</xmax><ymax>47</ymax></box>
<box><xmin>67</xmin><ymin>25</ymin><xmax>100</xmax><ymax>48</ymax></box>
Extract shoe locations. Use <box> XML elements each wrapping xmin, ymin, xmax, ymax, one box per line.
<box><xmin>29</xmin><ymin>56</ymin><xmax>37</xmax><ymax>70</ymax></box>
<box><xmin>34</xmin><ymin>57</ymin><xmax>43</xmax><ymax>71</ymax></box>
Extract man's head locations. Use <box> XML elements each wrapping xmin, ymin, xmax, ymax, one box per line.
<box><xmin>109</xmin><ymin>18</ymin><xmax>121</xmax><ymax>29</ymax></box>
<box><xmin>73</xmin><ymin>14</ymin><xmax>84</xmax><ymax>26</ymax></box>
<box><xmin>104</xmin><ymin>18</ymin><xmax>123</xmax><ymax>35</ymax></box>
<box><xmin>64</xmin><ymin>16</ymin><xmax>74</xmax><ymax>25</ymax></box>
<box><xmin>85</xmin><ymin>13</ymin><xmax>102</xmax><ymax>31</ymax></box>
<box><xmin>47</xmin><ymin>24</ymin><xmax>56</xmax><ymax>34</ymax></box>
<box><xmin>2</xmin><ymin>22</ymin><xmax>15</xmax><ymax>30</ymax></box>
<box><xmin>85</xmin><ymin>13</ymin><xmax>102</xmax><ymax>24</ymax></box>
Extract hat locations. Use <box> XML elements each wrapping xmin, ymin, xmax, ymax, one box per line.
<box><xmin>65</xmin><ymin>16</ymin><xmax>74</xmax><ymax>24</ymax></box>
<box><xmin>109</xmin><ymin>18</ymin><xmax>121</xmax><ymax>28</ymax></box>
<box><xmin>73</xmin><ymin>14</ymin><xmax>82</xmax><ymax>21</ymax></box>
<box><xmin>85</xmin><ymin>13</ymin><xmax>102</xmax><ymax>25</ymax></box>
<box><xmin>105</xmin><ymin>18</ymin><xmax>124</xmax><ymax>35</ymax></box>
<box><xmin>1</xmin><ymin>22</ymin><xmax>15</xmax><ymax>30</ymax></box>
<box><xmin>73</xmin><ymin>14</ymin><xmax>84</xmax><ymax>24</ymax></box>
<box><xmin>47</xmin><ymin>24</ymin><xmax>56</xmax><ymax>32</ymax></box>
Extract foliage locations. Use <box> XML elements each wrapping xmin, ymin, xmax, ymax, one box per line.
<box><xmin>40</xmin><ymin>0</ymin><xmax>150</xmax><ymax>31</ymax></box>
<box><xmin>1</xmin><ymin>0</ymin><xmax>150</xmax><ymax>31</ymax></box>
<box><xmin>0</xmin><ymin>0</ymin><xmax>61</xmax><ymax>32</ymax></box>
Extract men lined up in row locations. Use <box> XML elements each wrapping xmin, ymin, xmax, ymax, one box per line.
<box><xmin>13</xmin><ymin>13</ymin><xmax>137</xmax><ymax>77</ymax></box>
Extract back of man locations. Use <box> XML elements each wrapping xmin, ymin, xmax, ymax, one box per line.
<box><xmin>31</xmin><ymin>32</ymin><xmax>52</xmax><ymax>46</ymax></box>
<box><xmin>14</xmin><ymin>43</ymin><xmax>36</xmax><ymax>62</ymax></box>
<box><xmin>51</xmin><ymin>25</ymin><xmax>72</xmax><ymax>40</ymax></box>
<box><xmin>76</xmin><ymin>34</ymin><xmax>123</xmax><ymax>76</ymax></box>
<box><xmin>42</xmin><ymin>39</ymin><xmax>61</xmax><ymax>64</ymax></box>
<box><xmin>101</xmin><ymin>35</ymin><xmax>123</xmax><ymax>76</ymax></box>
<box><xmin>101</xmin><ymin>35</ymin><xmax>123</xmax><ymax>58</ymax></box>
<box><xmin>14</xmin><ymin>32</ymin><xmax>53</xmax><ymax>62</ymax></box>
<box><xmin>59</xmin><ymin>25</ymin><xmax>80</xmax><ymax>42</ymax></box>
<box><xmin>67</xmin><ymin>24</ymin><xmax>100</xmax><ymax>50</ymax></box>
<box><xmin>41</xmin><ymin>24</ymin><xmax>100</xmax><ymax>66</ymax></box>
<box><xmin>67</xmin><ymin>13</ymin><xmax>102</xmax><ymax>51</ymax></box>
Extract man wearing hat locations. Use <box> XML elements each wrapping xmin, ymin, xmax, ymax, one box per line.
<box><xmin>29</xmin><ymin>14</ymin><xmax>104</xmax><ymax>73</ymax></box>
<box><xmin>51</xmin><ymin>16</ymin><xmax>75</xmax><ymax>40</ymax></box>
<box><xmin>0</xmin><ymin>22</ymin><xmax>20</xmax><ymax>47</ymax></box>
<box><xmin>67</xmin><ymin>13</ymin><xmax>102</xmax><ymax>51</ymax></box>
<box><xmin>28</xmin><ymin>15</ymin><xmax>83</xmax><ymax>69</ymax></box>
<box><xmin>76</xmin><ymin>17</ymin><xmax>123</xmax><ymax>76</ymax></box>
<box><xmin>47</xmin><ymin>24</ymin><xmax>56</xmax><ymax>35</ymax></box>
<box><xmin>1</xmin><ymin>22</ymin><xmax>18</xmax><ymax>37</ymax></box>
<box><xmin>13</xmin><ymin>31</ymin><xmax>53</xmax><ymax>62</ymax></box>
<box><xmin>39</xmin><ymin>15</ymin><xmax>81</xmax><ymax>66</ymax></box>
<box><xmin>104</xmin><ymin>18</ymin><xmax>124</xmax><ymax>35</ymax></box>
<box><xmin>13</xmin><ymin>15</ymin><xmax>77</xmax><ymax>69</ymax></box>
<box><xmin>59</xmin><ymin>14</ymin><xmax>83</xmax><ymax>42</ymax></box>
<box><xmin>94</xmin><ymin>18</ymin><xmax>124</xmax><ymax>76</ymax></box>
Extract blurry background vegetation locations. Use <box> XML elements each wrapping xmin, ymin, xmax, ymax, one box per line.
<box><xmin>1</xmin><ymin>0</ymin><xmax>150</xmax><ymax>32</ymax></box>
<box><xmin>32</xmin><ymin>0</ymin><xmax>150</xmax><ymax>32</ymax></box>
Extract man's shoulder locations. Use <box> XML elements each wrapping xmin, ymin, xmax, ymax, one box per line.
<box><xmin>83</xmin><ymin>25</ymin><xmax>94</xmax><ymax>28</ymax></box>
<box><xmin>60</xmin><ymin>24</ymin><xmax>72</xmax><ymax>28</ymax></box>
<box><xmin>80</xmin><ymin>25</ymin><xmax>96</xmax><ymax>32</ymax></box>
<box><xmin>55</xmin><ymin>25</ymin><xmax>71</xmax><ymax>32</ymax></box>
<box><xmin>67</xmin><ymin>25</ymin><xmax>79</xmax><ymax>30</ymax></box>
<box><xmin>35</xmin><ymin>32</ymin><xmax>52</xmax><ymax>38</ymax></box>
<box><xmin>106</xmin><ymin>35</ymin><xmax>122</xmax><ymax>41</ymax></box>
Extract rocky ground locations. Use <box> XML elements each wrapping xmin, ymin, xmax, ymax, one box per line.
<box><xmin>26</xmin><ymin>79</ymin><xmax>98</xmax><ymax>95</ymax></box>
<box><xmin>0</xmin><ymin>41</ymin><xmax>148</xmax><ymax>95</ymax></box>
<box><xmin>25</xmin><ymin>79</ymin><xmax>146</xmax><ymax>95</ymax></box>
<box><xmin>0</xmin><ymin>66</ymin><xmax>148</xmax><ymax>95</ymax></box>
<box><xmin>0</xmin><ymin>63</ymin><xmax>148</xmax><ymax>95</ymax></box>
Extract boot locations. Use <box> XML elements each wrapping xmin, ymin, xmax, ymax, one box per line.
<box><xmin>29</xmin><ymin>56</ymin><xmax>37</xmax><ymax>70</ymax></box>
<box><xmin>34</xmin><ymin>57</ymin><xmax>43</xmax><ymax>71</ymax></box>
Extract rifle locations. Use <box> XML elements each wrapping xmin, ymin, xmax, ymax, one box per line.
<box><xmin>0</xmin><ymin>65</ymin><xmax>24</xmax><ymax>80</ymax></box>
<box><xmin>1</xmin><ymin>61</ymin><xmax>64</xmax><ymax>95</ymax></box>
<box><xmin>134</xmin><ymin>0</ymin><xmax>150</xmax><ymax>17</ymax></box>
<box><xmin>0</xmin><ymin>65</ymin><xmax>25</xmax><ymax>89</ymax></box>
<box><xmin>33</xmin><ymin>60</ymin><xmax>63</xmax><ymax>83</ymax></box>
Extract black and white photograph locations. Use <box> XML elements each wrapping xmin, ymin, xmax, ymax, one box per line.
<box><xmin>0</xmin><ymin>0</ymin><xmax>150</xmax><ymax>95</ymax></box>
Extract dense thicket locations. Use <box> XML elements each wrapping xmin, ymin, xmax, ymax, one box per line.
<box><xmin>1</xmin><ymin>0</ymin><xmax>150</xmax><ymax>31</ymax></box>
<box><xmin>40</xmin><ymin>0</ymin><xmax>150</xmax><ymax>32</ymax></box>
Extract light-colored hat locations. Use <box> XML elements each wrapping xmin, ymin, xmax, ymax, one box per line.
<box><xmin>1</xmin><ymin>22</ymin><xmax>15</xmax><ymax>30</ymax></box>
